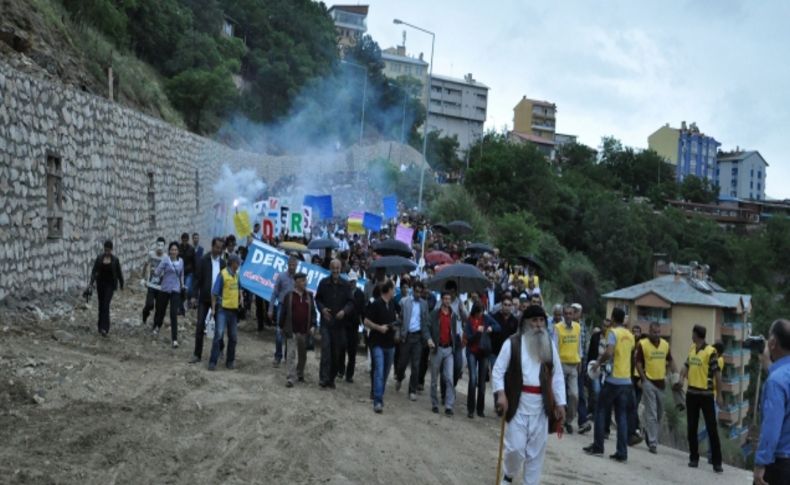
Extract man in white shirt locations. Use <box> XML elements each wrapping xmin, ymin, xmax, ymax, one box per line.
<box><xmin>493</xmin><ymin>305</ymin><xmax>566</xmax><ymax>485</ymax></box>
<box><xmin>395</xmin><ymin>281</ymin><xmax>429</xmax><ymax>400</ymax></box>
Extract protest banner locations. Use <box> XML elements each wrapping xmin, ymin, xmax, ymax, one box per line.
<box><xmin>240</xmin><ymin>240</ymin><xmax>365</xmax><ymax>301</ymax></box>
<box><xmin>233</xmin><ymin>210</ymin><xmax>252</xmax><ymax>238</ymax></box>
<box><xmin>253</xmin><ymin>200</ymin><xmax>267</xmax><ymax>214</ymax></box>
<box><xmin>302</xmin><ymin>206</ymin><xmax>313</xmax><ymax>234</ymax></box>
<box><xmin>363</xmin><ymin>212</ymin><xmax>383</xmax><ymax>232</ymax></box>
<box><xmin>395</xmin><ymin>224</ymin><xmax>414</xmax><ymax>245</ymax></box>
<box><xmin>347</xmin><ymin>211</ymin><xmax>365</xmax><ymax>235</ymax></box>
<box><xmin>383</xmin><ymin>195</ymin><xmax>398</xmax><ymax>219</ymax></box>
<box><xmin>262</xmin><ymin>218</ymin><xmax>276</xmax><ymax>240</ymax></box>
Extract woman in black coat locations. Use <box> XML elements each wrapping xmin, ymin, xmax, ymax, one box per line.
<box><xmin>89</xmin><ymin>240</ymin><xmax>124</xmax><ymax>336</ymax></box>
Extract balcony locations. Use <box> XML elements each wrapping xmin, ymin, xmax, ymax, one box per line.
<box><xmin>718</xmin><ymin>402</ymin><xmax>749</xmax><ymax>424</ymax></box>
<box><xmin>723</xmin><ymin>349</ymin><xmax>746</xmax><ymax>367</ymax></box>
<box><xmin>720</xmin><ymin>374</ymin><xmax>749</xmax><ymax>394</ymax></box>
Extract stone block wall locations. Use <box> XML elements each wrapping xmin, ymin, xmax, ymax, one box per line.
<box><xmin>0</xmin><ymin>61</ymin><xmax>424</xmax><ymax>303</ymax></box>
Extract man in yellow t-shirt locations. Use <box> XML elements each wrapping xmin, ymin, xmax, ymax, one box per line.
<box><xmin>583</xmin><ymin>307</ymin><xmax>635</xmax><ymax>462</ymax></box>
<box><xmin>555</xmin><ymin>305</ymin><xmax>583</xmax><ymax>434</ymax></box>
<box><xmin>680</xmin><ymin>325</ymin><xmax>724</xmax><ymax>473</ymax></box>
<box><xmin>635</xmin><ymin>322</ymin><xmax>677</xmax><ymax>454</ymax></box>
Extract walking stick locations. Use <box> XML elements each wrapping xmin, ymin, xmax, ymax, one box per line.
<box><xmin>495</xmin><ymin>414</ymin><xmax>506</xmax><ymax>485</ymax></box>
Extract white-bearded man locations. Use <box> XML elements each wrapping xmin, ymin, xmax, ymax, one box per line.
<box><xmin>493</xmin><ymin>305</ymin><xmax>566</xmax><ymax>485</ymax></box>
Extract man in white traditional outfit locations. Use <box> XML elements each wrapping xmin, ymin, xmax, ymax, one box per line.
<box><xmin>493</xmin><ymin>304</ymin><xmax>567</xmax><ymax>485</ymax></box>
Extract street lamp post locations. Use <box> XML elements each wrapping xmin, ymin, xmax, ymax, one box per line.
<box><xmin>394</xmin><ymin>18</ymin><xmax>434</xmax><ymax>212</ymax></box>
<box><xmin>341</xmin><ymin>60</ymin><xmax>367</xmax><ymax>144</ymax></box>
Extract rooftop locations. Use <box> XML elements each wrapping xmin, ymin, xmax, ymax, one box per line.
<box><xmin>603</xmin><ymin>274</ymin><xmax>750</xmax><ymax>311</ymax></box>
<box><xmin>717</xmin><ymin>150</ymin><xmax>769</xmax><ymax>166</ymax></box>
<box><xmin>328</xmin><ymin>5</ymin><xmax>369</xmax><ymax>15</ymax></box>
<box><xmin>509</xmin><ymin>131</ymin><xmax>556</xmax><ymax>146</ymax></box>
<box><xmin>430</xmin><ymin>73</ymin><xmax>489</xmax><ymax>89</ymax></box>
<box><xmin>381</xmin><ymin>51</ymin><xmax>428</xmax><ymax>66</ymax></box>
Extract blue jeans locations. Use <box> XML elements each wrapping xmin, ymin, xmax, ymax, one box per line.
<box><xmin>466</xmin><ymin>350</ymin><xmax>488</xmax><ymax>415</ymax></box>
<box><xmin>372</xmin><ymin>346</ymin><xmax>395</xmax><ymax>406</ymax></box>
<box><xmin>185</xmin><ymin>273</ymin><xmax>195</xmax><ymax>300</ymax></box>
<box><xmin>274</xmin><ymin>304</ymin><xmax>284</xmax><ymax>361</ymax></box>
<box><xmin>209</xmin><ymin>308</ymin><xmax>238</xmax><ymax>366</ymax></box>
<box><xmin>593</xmin><ymin>383</ymin><xmax>634</xmax><ymax>458</ymax></box>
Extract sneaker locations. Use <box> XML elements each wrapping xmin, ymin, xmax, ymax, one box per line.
<box><xmin>649</xmin><ymin>445</ymin><xmax>657</xmax><ymax>454</ymax></box>
<box><xmin>564</xmin><ymin>423</ymin><xmax>574</xmax><ymax>434</ymax></box>
<box><xmin>713</xmin><ymin>465</ymin><xmax>723</xmax><ymax>474</ymax></box>
<box><xmin>151</xmin><ymin>327</ymin><xmax>159</xmax><ymax>337</ymax></box>
<box><xmin>583</xmin><ymin>445</ymin><xmax>603</xmax><ymax>456</ymax></box>
<box><xmin>207</xmin><ymin>363</ymin><xmax>216</xmax><ymax>371</ymax></box>
<box><xmin>432</xmin><ymin>406</ymin><xmax>439</xmax><ymax>414</ymax></box>
<box><xmin>172</xmin><ymin>340</ymin><xmax>179</xmax><ymax>349</ymax></box>
<box><xmin>396</xmin><ymin>380</ymin><xmax>402</xmax><ymax>392</ymax></box>
<box><xmin>189</xmin><ymin>356</ymin><xmax>201</xmax><ymax>364</ymax></box>
<box><xmin>226</xmin><ymin>362</ymin><xmax>235</xmax><ymax>370</ymax></box>
<box><xmin>286</xmin><ymin>380</ymin><xmax>294</xmax><ymax>388</ymax></box>
<box><xmin>688</xmin><ymin>461</ymin><xmax>699</xmax><ymax>468</ymax></box>
<box><xmin>578</xmin><ymin>422</ymin><xmax>592</xmax><ymax>434</ymax></box>
<box><xmin>373</xmin><ymin>403</ymin><xmax>383</xmax><ymax>413</ymax></box>
<box><xmin>409</xmin><ymin>393</ymin><xmax>417</xmax><ymax>401</ymax></box>
<box><xmin>609</xmin><ymin>454</ymin><xmax>627</xmax><ymax>463</ymax></box>
<box><xmin>445</xmin><ymin>409</ymin><xmax>454</xmax><ymax>417</ymax></box>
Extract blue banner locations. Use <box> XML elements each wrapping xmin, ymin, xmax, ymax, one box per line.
<box><xmin>363</xmin><ymin>212</ymin><xmax>383</xmax><ymax>231</ymax></box>
<box><xmin>304</xmin><ymin>194</ymin><xmax>333</xmax><ymax>220</ymax></box>
<box><xmin>240</xmin><ymin>240</ymin><xmax>364</xmax><ymax>302</ymax></box>
<box><xmin>383</xmin><ymin>195</ymin><xmax>398</xmax><ymax>219</ymax></box>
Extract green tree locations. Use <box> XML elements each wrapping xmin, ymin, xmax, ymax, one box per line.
<box><xmin>679</xmin><ymin>175</ymin><xmax>718</xmax><ymax>204</ymax></box>
<box><xmin>427</xmin><ymin>185</ymin><xmax>491</xmax><ymax>241</ymax></box>
<box><xmin>491</xmin><ymin>211</ymin><xmax>543</xmax><ymax>262</ymax></box>
<box><xmin>165</xmin><ymin>64</ymin><xmax>237</xmax><ymax>133</ymax></box>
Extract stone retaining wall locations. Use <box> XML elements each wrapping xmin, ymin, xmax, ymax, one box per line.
<box><xmin>0</xmin><ymin>61</ymin><xmax>423</xmax><ymax>303</ymax></box>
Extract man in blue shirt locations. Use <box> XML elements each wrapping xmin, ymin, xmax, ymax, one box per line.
<box><xmin>754</xmin><ymin>318</ymin><xmax>790</xmax><ymax>485</ymax></box>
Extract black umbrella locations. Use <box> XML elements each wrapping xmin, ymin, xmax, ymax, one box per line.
<box><xmin>466</xmin><ymin>242</ymin><xmax>494</xmax><ymax>254</ymax></box>
<box><xmin>518</xmin><ymin>254</ymin><xmax>544</xmax><ymax>272</ymax></box>
<box><xmin>373</xmin><ymin>239</ymin><xmax>413</xmax><ymax>258</ymax></box>
<box><xmin>307</xmin><ymin>238</ymin><xmax>338</xmax><ymax>250</ymax></box>
<box><xmin>447</xmin><ymin>220</ymin><xmax>473</xmax><ymax>235</ymax></box>
<box><xmin>369</xmin><ymin>256</ymin><xmax>417</xmax><ymax>275</ymax></box>
<box><xmin>432</xmin><ymin>223</ymin><xmax>450</xmax><ymax>235</ymax></box>
<box><xmin>425</xmin><ymin>263</ymin><xmax>489</xmax><ymax>294</ymax></box>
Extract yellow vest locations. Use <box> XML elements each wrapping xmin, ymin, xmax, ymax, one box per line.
<box><xmin>220</xmin><ymin>268</ymin><xmax>239</xmax><ymax>310</ymax></box>
<box><xmin>555</xmin><ymin>321</ymin><xmax>581</xmax><ymax>364</ymax></box>
<box><xmin>687</xmin><ymin>344</ymin><xmax>717</xmax><ymax>391</ymax></box>
<box><xmin>611</xmin><ymin>327</ymin><xmax>635</xmax><ymax>379</ymax></box>
<box><xmin>713</xmin><ymin>356</ymin><xmax>724</xmax><ymax>393</ymax></box>
<box><xmin>640</xmin><ymin>338</ymin><xmax>670</xmax><ymax>381</ymax></box>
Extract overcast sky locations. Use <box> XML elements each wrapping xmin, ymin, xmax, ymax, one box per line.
<box><xmin>361</xmin><ymin>0</ymin><xmax>790</xmax><ymax>199</ymax></box>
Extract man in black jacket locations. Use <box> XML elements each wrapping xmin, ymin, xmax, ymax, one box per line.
<box><xmin>315</xmin><ymin>259</ymin><xmax>354</xmax><ymax>388</ymax></box>
<box><xmin>339</xmin><ymin>275</ymin><xmax>366</xmax><ymax>383</ymax></box>
<box><xmin>190</xmin><ymin>237</ymin><xmax>225</xmax><ymax>363</ymax></box>
<box><xmin>89</xmin><ymin>240</ymin><xmax>124</xmax><ymax>337</ymax></box>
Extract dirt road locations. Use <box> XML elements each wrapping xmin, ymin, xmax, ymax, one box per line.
<box><xmin>0</xmin><ymin>288</ymin><xmax>751</xmax><ymax>484</ymax></box>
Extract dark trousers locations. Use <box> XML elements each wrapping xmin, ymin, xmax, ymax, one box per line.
<box><xmin>255</xmin><ymin>296</ymin><xmax>267</xmax><ymax>331</ymax></box>
<box><xmin>341</xmin><ymin>322</ymin><xmax>359</xmax><ymax>380</ymax></box>
<box><xmin>686</xmin><ymin>392</ymin><xmax>722</xmax><ymax>467</ymax></box>
<box><xmin>577</xmin><ymin>367</ymin><xmax>589</xmax><ymax>425</ymax></box>
<box><xmin>418</xmin><ymin>343</ymin><xmax>430</xmax><ymax>387</ymax></box>
<box><xmin>395</xmin><ymin>332</ymin><xmax>422</xmax><ymax>393</ymax></box>
<box><xmin>319</xmin><ymin>323</ymin><xmax>344</xmax><ymax>385</ymax></box>
<box><xmin>762</xmin><ymin>457</ymin><xmax>790</xmax><ymax>485</ymax></box>
<box><xmin>193</xmin><ymin>300</ymin><xmax>211</xmax><ymax>359</ymax></box>
<box><xmin>593</xmin><ymin>383</ymin><xmax>634</xmax><ymax>458</ymax></box>
<box><xmin>153</xmin><ymin>291</ymin><xmax>180</xmax><ymax>342</ymax></box>
<box><xmin>466</xmin><ymin>350</ymin><xmax>488</xmax><ymax>415</ymax></box>
<box><xmin>142</xmin><ymin>288</ymin><xmax>158</xmax><ymax>325</ymax></box>
<box><xmin>96</xmin><ymin>283</ymin><xmax>114</xmax><ymax>333</ymax></box>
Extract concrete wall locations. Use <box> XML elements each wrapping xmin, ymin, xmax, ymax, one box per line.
<box><xmin>0</xmin><ymin>61</ymin><xmax>423</xmax><ymax>303</ymax></box>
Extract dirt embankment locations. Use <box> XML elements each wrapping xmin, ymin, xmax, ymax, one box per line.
<box><xmin>0</xmin><ymin>288</ymin><xmax>751</xmax><ymax>484</ymax></box>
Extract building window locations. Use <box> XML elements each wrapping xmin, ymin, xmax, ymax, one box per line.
<box><xmin>750</xmin><ymin>181</ymin><xmax>753</xmax><ymax>189</ymax></box>
<box><xmin>758</xmin><ymin>170</ymin><xmax>762</xmax><ymax>179</ymax></box>
<box><xmin>46</xmin><ymin>154</ymin><xmax>63</xmax><ymax>239</ymax></box>
<box><xmin>750</xmin><ymin>192</ymin><xmax>753</xmax><ymax>199</ymax></box>
<box><xmin>757</xmin><ymin>182</ymin><xmax>761</xmax><ymax>191</ymax></box>
<box><xmin>751</xmin><ymin>169</ymin><xmax>754</xmax><ymax>177</ymax></box>
<box><xmin>731</xmin><ymin>167</ymin><xmax>738</xmax><ymax>176</ymax></box>
<box><xmin>637</xmin><ymin>306</ymin><xmax>669</xmax><ymax>324</ymax></box>
<box><xmin>147</xmin><ymin>171</ymin><xmax>156</xmax><ymax>229</ymax></box>
<box><xmin>730</xmin><ymin>190</ymin><xmax>737</xmax><ymax>197</ymax></box>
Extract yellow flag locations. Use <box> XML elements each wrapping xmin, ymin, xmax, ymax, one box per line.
<box><xmin>234</xmin><ymin>210</ymin><xmax>252</xmax><ymax>238</ymax></box>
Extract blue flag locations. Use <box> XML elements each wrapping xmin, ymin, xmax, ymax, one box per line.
<box><xmin>303</xmin><ymin>194</ymin><xmax>333</xmax><ymax>220</ymax></box>
<box><xmin>363</xmin><ymin>212</ymin><xmax>383</xmax><ymax>231</ymax></box>
<box><xmin>383</xmin><ymin>195</ymin><xmax>398</xmax><ymax>219</ymax></box>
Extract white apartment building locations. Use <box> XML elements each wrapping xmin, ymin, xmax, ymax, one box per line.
<box><xmin>427</xmin><ymin>73</ymin><xmax>488</xmax><ymax>152</ymax></box>
<box><xmin>716</xmin><ymin>150</ymin><xmax>768</xmax><ymax>200</ymax></box>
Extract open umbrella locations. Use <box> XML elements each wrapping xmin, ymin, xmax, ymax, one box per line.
<box><xmin>447</xmin><ymin>220</ymin><xmax>473</xmax><ymax>235</ymax></box>
<box><xmin>517</xmin><ymin>254</ymin><xmax>544</xmax><ymax>272</ymax></box>
<box><xmin>373</xmin><ymin>239</ymin><xmax>413</xmax><ymax>258</ymax></box>
<box><xmin>431</xmin><ymin>223</ymin><xmax>450</xmax><ymax>235</ymax></box>
<box><xmin>369</xmin><ymin>256</ymin><xmax>417</xmax><ymax>275</ymax></box>
<box><xmin>466</xmin><ymin>242</ymin><xmax>494</xmax><ymax>254</ymax></box>
<box><xmin>425</xmin><ymin>263</ymin><xmax>489</xmax><ymax>294</ymax></box>
<box><xmin>278</xmin><ymin>241</ymin><xmax>309</xmax><ymax>253</ymax></box>
<box><xmin>425</xmin><ymin>250</ymin><xmax>453</xmax><ymax>266</ymax></box>
<box><xmin>307</xmin><ymin>238</ymin><xmax>338</xmax><ymax>250</ymax></box>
